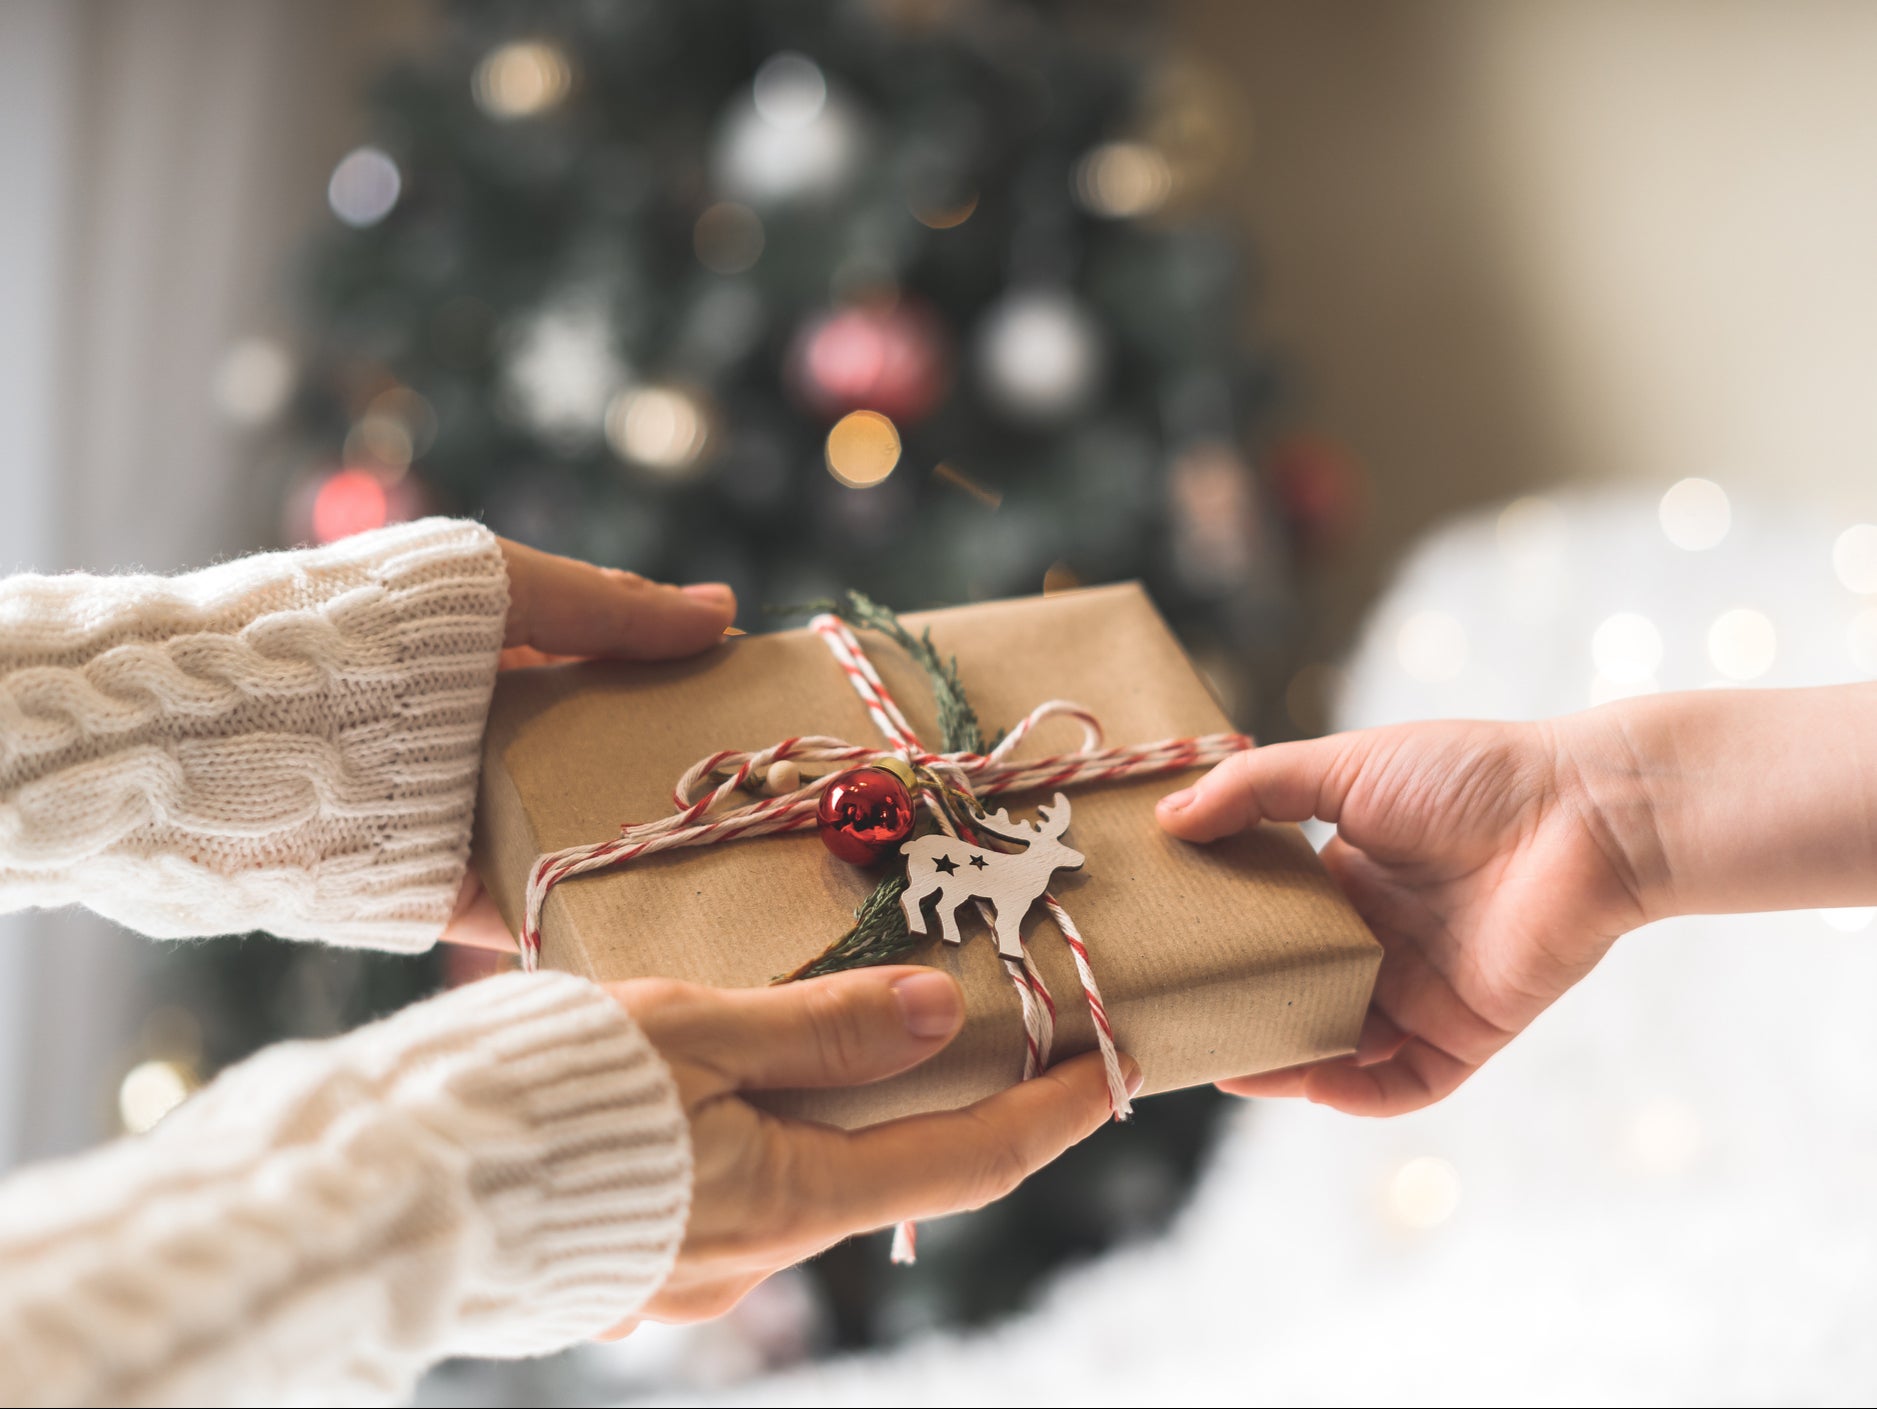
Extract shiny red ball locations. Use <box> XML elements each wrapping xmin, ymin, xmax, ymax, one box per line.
<box><xmin>816</xmin><ymin>766</ymin><xmax>917</xmax><ymax>865</ymax></box>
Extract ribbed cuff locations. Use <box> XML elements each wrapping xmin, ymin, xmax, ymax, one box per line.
<box><xmin>383</xmin><ymin>972</ymin><xmax>693</xmax><ymax>1355</ymax></box>
<box><xmin>291</xmin><ymin>517</ymin><xmax>510</xmax><ymax>950</ymax></box>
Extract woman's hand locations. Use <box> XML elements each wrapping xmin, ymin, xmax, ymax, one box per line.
<box><xmin>442</xmin><ymin>539</ymin><xmax>738</xmax><ymax>951</ymax></box>
<box><xmin>1156</xmin><ymin>716</ymin><xmax>1651</xmax><ymax>1116</ymax></box>
<box><xmin>602</xmin><ymin>965</ymin><xmax>1137</xmax><ymax>1330</ymax></box>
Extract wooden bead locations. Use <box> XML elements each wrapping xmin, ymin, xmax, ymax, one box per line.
<box><xmin>764</xmin><ymin>759</ymin><xmax>801</xmax><ymax>795</ymax></box>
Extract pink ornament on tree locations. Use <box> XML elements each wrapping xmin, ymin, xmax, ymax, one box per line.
<box><xmin>790</xmin><ymin>299</ymin><xmax>950</xmax><ymax>425</ymax></box>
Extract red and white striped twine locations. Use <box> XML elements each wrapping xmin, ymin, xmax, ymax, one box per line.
<box><xmin>517</xmin><ymin>613</ymin><xmax>1250</xmax><ymax>1260</ymax></box>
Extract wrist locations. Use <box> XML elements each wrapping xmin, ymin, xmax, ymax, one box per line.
<box><xmin>1542</xmin><ymin>704</ymin><xmax>1676</xmax><ymax>928</ymax></box>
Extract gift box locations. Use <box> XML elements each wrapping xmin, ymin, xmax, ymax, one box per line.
<box><xmin>473</xmin><ymin>583</ymin><xmax>1379</xmax><ymax>1127</ymax></box>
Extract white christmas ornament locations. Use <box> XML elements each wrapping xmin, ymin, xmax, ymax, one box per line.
<box><xmin>500</xmin><ymin>302</ymin><xmax>625</xmax><ymax>446</ymax></box>
<box><xmin>327</xmin><ymin>147</ymin><xmax>401</xmax><ymax>228</ymax></box>
<box><xmin>975</xmin><ymin>289</ymin><xmax>1105</xmax><ymax>422</ymax></box>
<box><xmin>900</xmin><ymin>794</ymin><xmax>1084</xmax><ymax>960</ymax></box>
<box><xmin>713</xmin><ymin>53</ymin><xmax>865</xmax><ymax>205</ymax></box>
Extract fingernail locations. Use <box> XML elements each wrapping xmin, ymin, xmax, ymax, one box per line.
<box><xmin>681</xmin><ymin>582</ymin><xmax>734</xmax><ymax>608</ymax></box>
<box><xmin>1122</xmin><ymin>1055</ymin><xmax>1145</xmax><ymax>1096</ymax></box>
<box><xmin>1159</xmin><ymin>787</ymin><xmax>1195</xmax><ymax>813</ymax></box>
<box><xmin>891</xmin><ymin>970</ymin><xmax>962</xmax><ymax>1039</ymax></box>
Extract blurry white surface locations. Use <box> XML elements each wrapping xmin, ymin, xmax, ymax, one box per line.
<box><xmin>648</xmin><ymin>490</ymin><xmax>1877</xmax><ymax>1406</ymax></box>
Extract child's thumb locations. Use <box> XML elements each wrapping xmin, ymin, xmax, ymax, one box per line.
<box><xmin>1156</xmin><ymin>735</ymin><xmax>1362</xmax><ymax>842</ymax></box>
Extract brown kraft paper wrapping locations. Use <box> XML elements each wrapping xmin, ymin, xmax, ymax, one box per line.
<box><xmin>474</xmin><ymin>582</ymin><xmax>1380</xmax><ymax>1128</ymax></box>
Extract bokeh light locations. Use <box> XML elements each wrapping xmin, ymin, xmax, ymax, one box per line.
<box><xmin>1630</xmin><ymin>1098</ymin><xmax>1703</xmax><ymax>1177</ymax></box>
<box><xmin>910</xmin><ymin>191</ymin><xmax>978</xmax><ymax>230</ymax></box>
<box><xmin>1831</xmin><ymin>523</ymin><xmax>1877</xmax><ymax>593</ymax></box>
<box><xmin>1706</xmin><ymin>607</ymin><xmax>1776</xmax><ymax>681</ymax></box>
<box><xmin>825</xmin><ymin>409</ymin><xmax>900</xmax><ymax>488</ymax></box>
<box><xmin>118</xmin><ymin>1059</ymin><xmax>195</xmax><ymax>1134</ymax></box>
<box><xmin>1395</xmin><ymin>610</ymin><xmax>1469</xmax><ymax>683</ymax></box>
<box><xmin>327</xmin><ymin>146</ymin><xmax>401</xmax><ymax>228</ymax></box>
<box><xmin>1818</xmin><ymin>906</ymin><xmax>1876</xmax><ymax>933</ymax></box>
<box><xmin>1658</xmin><ymin>477</ymin><xmax>1731</xmax><ymax>551</ymax></box>
<box><xmin>312</xmin><ymin>469</ymin><xmax>391</xmax><ymax>543</ymax></box>
<box><xmin>1073</xmin><ymin>142</ymin><xmax>1173</xmax><ymax>219</ymax></box>
<box><xmin>1591</xmin><ymin>612</ymin><xmax>1663</xmax><ymax>684</ymax></box>
<box><xmin>1042</xmin><ymin>562</ymin><xmax>1083</xmax><ymax>595</ymax></box>
<box><xmin>212</xmin><ymin>338</ymin><xmax>295</xmax><ymax>425</ymax></box>
<box><xmin>693</xmin><ymin>202</ymin><xmax>765</xmax><ymax>274</ymax></box>
<box><xmin>975</xmin><ymin>291</ymin><xmax>1104</xmax><ymax>422</ymax></box>
<box><xmin>473</xmin><ymin>40</ymin><xmax>573</xmax><ymax>119</ymax></box>
<box><xmin>605</xmin><ymin>385</ymin><xmax>710</xmax><ymax>475</ymax></box>
<box><xmin>752</xmin><ymin>52</ymin><xmax>827</xmax><ymax>128</ymax></box>
<box><xmin>1383</xmin><ymin>1156</ymin><xmax>1461</xmax><ymax>1230</ymax></box>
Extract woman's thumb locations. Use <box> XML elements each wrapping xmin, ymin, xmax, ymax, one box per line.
<box><xmin>500</xmin><ymin>539</ymin><xmax>736</xmax><ymax>659</ymax></box>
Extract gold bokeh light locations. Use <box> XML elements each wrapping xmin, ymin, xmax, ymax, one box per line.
<box><xmin>825</xmin><ymin>410</ymin><xmax>901</xmax><ymax>488</ymax></box>
<box><xmin>474</xmin><ymin>41</ymin><xmax>574</xmax><ymax>120</ymax></box>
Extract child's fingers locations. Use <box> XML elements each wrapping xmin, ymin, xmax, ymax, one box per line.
<box><xmin>1156</xmin><ymin>734</ymin><xmax>1367</xmax><ymax>843</ymax></box>
<box><xmin>1300</xmin><ymin>1037</ymin><xmax>1476</xmax><ymax>1117</ymax></box>
<box><xmin>1217</xmin><ymin>1066</ymin><xmax>1313</xmax><ymax>1099</ymax></box>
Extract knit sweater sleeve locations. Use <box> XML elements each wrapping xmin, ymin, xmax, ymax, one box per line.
<box><xmin>0</xmin><ymin>970</ymin><xmax>693</xmax><ymax>1408</ymax></box>
<box><xmin>0</xmin><ymin>517</ymin><xmax>509</xmax><ymax>951</ymax></box>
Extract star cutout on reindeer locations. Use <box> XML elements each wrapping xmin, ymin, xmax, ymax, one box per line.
<box><xmin>900</xmin><ymin>794</ymin><xmax>1084</xmax><ymax>959</ymax></box>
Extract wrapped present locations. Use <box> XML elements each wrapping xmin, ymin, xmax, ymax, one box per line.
<box><xmin>473</xmin><ymin>583</ymin><xmax>1379</xmax><ymax>1128</ymax></box>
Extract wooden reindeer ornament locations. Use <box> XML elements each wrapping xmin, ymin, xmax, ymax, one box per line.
<box><xmin>899</xmin><ymin>793</ymin><xmax>1084</xmax><ymax>959</ymax></box>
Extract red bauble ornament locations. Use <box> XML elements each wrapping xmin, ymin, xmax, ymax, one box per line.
<box><xmin>790</xmin><ymin>299</ymin><xmax>951</xmax><ymax>425</ymax></box>
<box><xmin>1268</xmin><ymin>433</ymin><xmax>1366</xmax><ymax>555</ymax></box>
<box><xmin>817</xmin><ymin>766</ymin><xmax>917</xmax><ymax>865</ymax></box>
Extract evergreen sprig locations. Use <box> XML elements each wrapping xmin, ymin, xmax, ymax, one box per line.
<box><xmin>776</xmin><ymin>593</ymin><xmax>986</xmax><ymax>981</ymax></box>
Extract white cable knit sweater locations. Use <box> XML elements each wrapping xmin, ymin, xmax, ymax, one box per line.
<box><xmin>0</xmin><ymin>521</ymin><xmax>693</xmax><ymax>1407</ymax></box>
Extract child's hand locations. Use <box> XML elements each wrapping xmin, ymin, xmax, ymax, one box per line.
<box><xmin>1157</xmin><ymin>718</ymin><xmax>1650</xmax><ymax>1115</ymax></box>
<box><xmin>602</xmin><ymin>966</ymin><xmax>1135</xmax><ymax>1330</ymax></box>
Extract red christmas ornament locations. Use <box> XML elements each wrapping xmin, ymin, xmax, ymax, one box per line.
<box><xmin>790</xmin><ymin>298</ymin><xmax>951</xmax><ymax>425</ymax></box>
<box><xmin>1268</xmin><ymin>433</ymin><xmax>1366</xmax><ymax>555</ymax></box>
<box><xmin>816</xmin><ymin>765</ymin><xmax>917</xmax><ymax>865</ymax></box>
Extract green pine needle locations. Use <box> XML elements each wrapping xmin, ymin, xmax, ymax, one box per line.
<box><xmin>775</xmin><ymin>591</ymin><xmax>988</xmax><ymax>983</ymax></box>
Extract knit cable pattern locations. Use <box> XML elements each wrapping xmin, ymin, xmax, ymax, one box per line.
<box><xmin>0</xmin><ymin>518</ymin><xmax>509</xmax><ymax>950</ymax></box>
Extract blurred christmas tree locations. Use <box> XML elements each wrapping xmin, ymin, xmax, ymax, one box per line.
<box><xmin>154</xmin><ymin>0</ymin><xmax>1354</xmax><ymax>1373</ymax></box>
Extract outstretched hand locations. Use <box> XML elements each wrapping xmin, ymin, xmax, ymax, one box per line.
<box><xmin>1157</xmin><ymin>718</ymin><xmax>1650</xmax><ymax>1116</ymax></box>
<box><xmin>442</xmin><ymin>539</ymin><xmax>737</xmax><ymax>950</ymax></box>
<box><xmin>602</xmin><ymin>966</ymin><xmax>1138</xmax><ymax>1330</ymax></box>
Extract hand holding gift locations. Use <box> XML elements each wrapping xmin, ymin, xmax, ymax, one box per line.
<box><xmin>1161</xmin><ymin>683</ymin><xmax>1877</xmax><ymax>1115</ymax></box>
<box><xmin>600</xmin><ymin>965</ymin><xmax>1132</xmax><ymax>1331</ymax></box>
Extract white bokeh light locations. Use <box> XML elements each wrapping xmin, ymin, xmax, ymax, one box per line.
<box><xmin>1658</xmin><ymin>477</ymin><xmax>1731</xmax><ymax>551</ymax></box>
<box><xmin>118</xmin><ymin>1059</ymin><xmax>192</xmax><ymax>1134</ymax></box>
<box><xmin>327</xmin><ymin>146</ymin><xmax>401</xmax><ymax>228</ymax></box>
<box><xmin>212</xmin><ymin>338</ymin><xmax>295</xmax><ymax>425</ymax></box>
<box><xmin>1383</xmin><ymin>1156</ymin><xmax>1461</xmax><ymax>1231</ymax></box>
<box><xmin>752</xmin><ymin>53</ymin><xmax>827</xmax><ymax>129</ymax></box>
<box><xmin>1630</xmin><ymin>1099</ymin><xmax>1703</xmax><ymax>1177</ymax></box>
<box><xmin>1818</xmin><ymin>906</ymin><xmax>1876</xmax><ymax>933</ymax></box>
<box><xmin>1832</xmin><ymin>524</ymin><xmax>1877</xmax><ymax>594</ymax></box>
<box><xmin>1395</xmin><ymin>610</ymin><xmax>1469</xmax><ymax>683</ymax></box>
<box><xmin>1706</xmin><ymin>608</ymin><xmax>1776</xmax><ymax>681</ymax></box>
<box><xmin>1591</xmin><ymin>612</ymin><xmax>1663</xmax><ymax>685</ymax></box>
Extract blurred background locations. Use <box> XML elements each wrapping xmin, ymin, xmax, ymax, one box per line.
<box><xmin>4</xmin><ymin>1</ymin><xmax>1877</xmax><ymax>1403</ymax></box>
